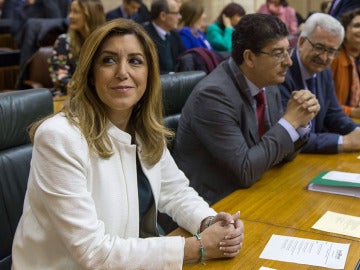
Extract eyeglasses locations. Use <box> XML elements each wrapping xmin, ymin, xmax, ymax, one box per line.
<box><xmin>259</xmin><ymin>47</ymin><xmax>294</xmax><ymax>62</ymax></box>
<box><xmin>305</xmin><ymin>37</ymin><xmax>339</xmax><ymax>58</ymax></box>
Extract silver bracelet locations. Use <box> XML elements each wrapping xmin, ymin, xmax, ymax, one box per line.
<box><xmin>205</xmin><ymin>216</ymin><xmax>214</xmax><ymax>228</ymax></box>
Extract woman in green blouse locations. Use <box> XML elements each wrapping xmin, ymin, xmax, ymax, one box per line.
<box><xmin>206</xmin><ymin>3</ymin><xmax>245</xmax><ymax>52</ymax></box>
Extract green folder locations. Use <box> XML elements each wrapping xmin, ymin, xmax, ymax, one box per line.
<box><xmin>308</xmin><ymin>171</ymin><xmax>360</xmax><ymax>198</ymax></box>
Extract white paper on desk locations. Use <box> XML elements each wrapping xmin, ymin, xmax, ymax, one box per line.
<box><xmin>259</xmin><ymin>234</ymin><xmax>349</xmax><ymax>269</ymax></box>
<box><xmin>312</xmin><ymin>211</ymin><xmax>360</xmax><ymax>238</ymax></box>
<box><xmin>323</xmin><ymin>171</ymin><xmax>360</xmax><ymax>184</ymax></box>
<box><xmin>259</xmin><ymin>267</ymin><xmax>277</xmax><ymax>270</ymax></box>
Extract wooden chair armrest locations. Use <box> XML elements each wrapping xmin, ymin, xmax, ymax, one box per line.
<box><xmin>23</xmin><ymin>80</ymin><xmax>44</xmax><ymax>89</ymax></box>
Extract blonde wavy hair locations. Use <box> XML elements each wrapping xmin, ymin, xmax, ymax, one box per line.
<box><xmin>68</xmin><ymin>0</ymin><xmax>105</xmax><ymax>58</ymax></box>
<box><xmin>30</xmin><ymin>19</ymin><xmax>173</xmax><ymax>166</ymax></box>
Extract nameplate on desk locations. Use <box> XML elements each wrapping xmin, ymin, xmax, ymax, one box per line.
<box><xmin>308</xmin><ymin>171</ymin><xmax>360</xmax><ymax>198</ymax></box>
<box><xmin>259</xmin><ymin>234</ymin><xmax>349</xmax><ymax>269</ymax></box>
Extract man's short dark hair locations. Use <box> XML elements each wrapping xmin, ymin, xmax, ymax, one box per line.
<box><xmin>124</xmin><ymin>0</ymin><xmax>143</xmax><ymax>4</ymax></box>
<box><xmin>150</xmin><ymin>0</ymin><xmax>170</xmax><ymax>20</ymax></box>
<box><xmin>232</xmin><ymin>13</ymin><xmax>289</xmax><ymax>65</ymax></box>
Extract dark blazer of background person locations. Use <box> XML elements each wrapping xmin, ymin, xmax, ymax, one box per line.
<box><xmin>279</xmin><ymin>50</ymin><xmax>358</xmax><ymax>154</ymax></box>
<box><xmin>0</xmin><ymin>0</ymin><xmax>23</xmax><ymax>19</ymax></box>
<box><xmin>11</xmin><ymin>0</ymin><xmax>69</xmax><ymax>43</ymax></box>
<box><xmin>106</xmin><ymin>2</ymin><xmax>149</xmax><ymax>23</ymax></box>
<box><xmin>329</xmin><ymin>0</ymin><xmax>360</xmax><ymax>19</ymax></box>
<box><xmin>142</xmin><ymin>21</ymin><xmax>185</xmax><ymax>74</ymax></box>
<box><xmin>173</xmin><ymin>59</ymin><xmax>302</xmax><ymax>205</ymax></box>
<box><xmin>106</xmin><ymin>5</ymin><xmax>125</xmax><ymax>21</ymax></box>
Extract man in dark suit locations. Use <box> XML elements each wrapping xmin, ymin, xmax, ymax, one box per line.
<box><xmin>173</xmin><ymin>14</ymin><xmax>320</xmax><ymax>205</ymax></box>
<box><xmin>142</xmin><ymin>0</ymin><xmax>185</xmax><ymax>74</ymax></box>
<box><xmin>280</xmin><ymin>13</ymin><xmax>360</xmax><ymax>154</ymax></box>
<box><xmin>106</xmin><ymin>0</ymin><xmax>145</xmax><ymax>22</ymax></box>
<box><xmin>328</xmin><ymin>0</ymin><xmax>360</xmax><ymax>19</ymax></box>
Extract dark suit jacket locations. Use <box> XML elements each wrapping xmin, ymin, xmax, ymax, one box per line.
<box><xmin>106</xmin><ymin>5</ymin><xmax>149</xmax><ymax>23</ymax></box>
<box><xmin>173</xmin><ymin>58</ymin><xmax>301</xmax><ymax>205</ymax></box>
<box><xmin>142</xmin><ymin>21</ymin><xmax>186</xmax><ymax>74</ymax></box>
<box><xmin>329</xmin><ymin>0</ymin><xmax>360</xmax><ymax>19</ymax></box>
<box><xmin>11</xmin><ymin>0</ymin><xmax>68</xmax><ymax>43</ymax></box>
<box><xmin>279</xmin><ymin>51</ymin><xmax>358</xmax><ymax>154</ymax></box>
<box><xmin>106</xmin><ymin>6</ymin><xmax>124</xmax><ymax>21</ymax></box>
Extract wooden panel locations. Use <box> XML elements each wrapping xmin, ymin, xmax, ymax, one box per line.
<box><xmin>0</xmin><ymin>65</ymin><xmax>19</xmax><ymax>90</ymax></box>
<box><xmin>0</xmin><ymin>33</ymin><xmax>17</xmax><ymax>49</ymax></box>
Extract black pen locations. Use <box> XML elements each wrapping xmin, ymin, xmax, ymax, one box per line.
<box><xmin>354</xmin><ymin>259</ymin><xmax>360</xmax><ymax>270</ymax></box>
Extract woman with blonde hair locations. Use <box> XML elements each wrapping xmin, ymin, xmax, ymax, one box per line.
<box><xmin>49</xmin><ymin>0</ymin><xmax>105</xmax><ymax>95</ymax></box>
<box><xmin>12</xmin><ymin>18</ymin><xmax>244</xmax><ymax>269</ymax></box>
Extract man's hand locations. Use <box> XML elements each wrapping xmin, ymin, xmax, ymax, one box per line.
<box><xmin>283</xmin><ymin>90</ymin><xmax>320</xmax><ymax>129</ymax></box>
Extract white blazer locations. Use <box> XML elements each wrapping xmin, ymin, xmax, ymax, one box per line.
<box><xmin>12</xmin><ymin>113</ymin><xmax>216</xmax><ymax>270</ymax></box>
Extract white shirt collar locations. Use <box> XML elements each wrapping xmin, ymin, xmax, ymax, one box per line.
<box><xmin>151</xmin><ymin>21</ymin><xmax>168</xmax><ymax>41</ymax></box>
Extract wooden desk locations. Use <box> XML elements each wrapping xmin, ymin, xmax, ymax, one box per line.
<box><xmin>53</xmin><ymin>95</ymin><xmax>67</xmax><ymax>113</ymax></box>
<box><xmin>170</xmin><ymin>153</ymin><xmax>360</xmax><ymax>269</ymax></box>
<box><xmin>214</xmin><ymin>153</ymin><xmax>360</xmax><ymax>238</ymax></box>
<box><xmin>352</xmin><ymin>117</ymin><xmax>360</xmax><ymax>124</ymax></box>
<box><xmin>171</xmin><ymin>220</ymin><xmax>360</xmax><ymax>270</ymax></box>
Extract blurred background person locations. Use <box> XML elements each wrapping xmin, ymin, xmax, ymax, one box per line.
<box><xmin>142</xmin><ymin>0</ymin><xmax>185</xmax><ymax>74</ymax></box>
<box><xmin>175</xmin><ymin>0</ymin><xmax>182</xmax><ymax>7</ymax></box>
<box><xmin>321</xmin><ymin>0</ymin><xmax>332</xmax><ymax>13</ymax></box>
<box><xmin>11</xmin><ymin>0</ymin><xmax>69</xmax><ymax>44</ymax></box>
<box><xmin>205</xmin><ymin>2</ymin><xmax>245</xmax><ymax>52</ymax></box>
<box><xmin>178</xmin><ymin>1</ymin><xmax>211</xmax><ymax>50</ymax></box>
<box><xmin>49</xmin><ymin>0</ymin><xmax>105</xmax><ymax>96</ymax></box>
<box><xmin>328</xmin><ymin>0</ymin><xmax>360</xmax><ymax>20</ymax></box>
<box><xmin>106</xmin><ymin>0</ymin><xmax>148</xmax><ymax>23</ymax></box>
<box><xmin>330</xmin><ymin>8</ymin><xmax>360</xmax><ymax>118</ymax></box>
<box><xmin>257</xmin><ymin>0</ymin><xmax>298</xmax><ymax>35</ymax></box>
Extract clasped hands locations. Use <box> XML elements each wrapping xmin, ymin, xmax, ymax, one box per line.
<box><xmin>284</xmin><ymin>89</ymin><xmax>320</xmax><ymax>129</ymax></box>
<box><xmin>200</xmin><ymin>211</ymin><xmax>244</xmax><ymax>260</ymax></box>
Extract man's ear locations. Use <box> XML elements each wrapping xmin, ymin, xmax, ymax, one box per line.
<box><xmin>298</xmin><ymin>36</ymin><xmax>306</xmax><ymax>46</ymax></box>
<box><xmin>243</xmin><ymin>49</ymin><xmax>256</xmax><ymax>68</ymax></box>
<box><xmin>159</xmin><ymin>11</ymin><xmax>167</xmax><ymax>21</ymax></box>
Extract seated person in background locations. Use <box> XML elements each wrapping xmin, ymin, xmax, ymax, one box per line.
<box><xmin>321</xmin><ymin>0</ymin><xmax>332</xmax><ymax>13</ymax></box>
<box><xmin>12</xmin><ymin>18</ymin><xmax>244</xmax><ymax>269</ymax></box>
<box><xmin>173</xmin><ymin>13</ymin><xmax>320</xmax><ymax>205</ymax></box>
<box><xmin>328</xmin><ymin>0</ymin><xmax>360</xmax><ymax>19</ymax></box>
<box><xmin>257</xmin><ymin>0</ymin><xmax>298</xmax><ymax>35</ymax></box>
<box><xmin>106</xmin><ymin>0</ymin><xmax>143</xmax><ymax>22</ymax></box>
<box><xmin>11</xmin><ymin>0</ymin><xmax>69</xmax><ymax>43</ymax></box>
<box><xmin>279</xmin><ymin>13</ymin><xmax>360</xmax><ymax>154</ymax></box>
<box><xmin>134</xmin><ymin>2</ymin><xmax>151</xmax><ymax>23</ymax></box>
<box><xmin>178</xmin><ymin>1</ymin><xmax>212</xmax><ymax>50</ymax></box>
<box><xmin>330</xmin><ymin>8</ymin><xmax>360</xmax><ymax>118</ymax></box>
<box><xmin>49</xmin><ymin>0</ymin><xmax>105</xmax><ymax>96</ymax></box>
<box><xmin>142</xmin><ymin>0</ymin><xmax>185</xmax><ymax>74</ymax></box>
<box><xmin>205</xmin><ymin>3</ymin><xmax>245</xmax><ymax>52</ymax></box>
<box><xmin>1</xmin><ymin>0</ymin><xmax>23</xmax><ymax>19</ymax></box>
<box><xmin>175</xmin><ymin>0</ymin><xmax>182</xmax><ymax>7</ymax></box>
